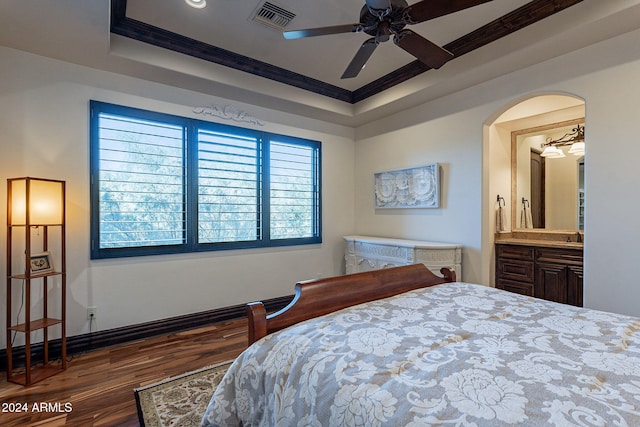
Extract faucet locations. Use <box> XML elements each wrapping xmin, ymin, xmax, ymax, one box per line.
<box><xmin>566</xmin><ymin>232</ymin><xmax>583</xmax><ymax>243</ymax></box>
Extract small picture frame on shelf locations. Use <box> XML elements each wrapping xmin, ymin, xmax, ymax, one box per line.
<box><xmin>30</xmin><ymin>252</ymin><xmax>54</xmax><ymax>274</ymax></box>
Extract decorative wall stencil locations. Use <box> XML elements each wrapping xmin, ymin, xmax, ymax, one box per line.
<box><xmin>193</xmin><ymin>104</ymin><xmax>265</xmax><ymax>126</ymax></box>
<box><xmin>374</xmin><ymin>163</ymin><xmax>439</xmax><ymax>208</ymax></box>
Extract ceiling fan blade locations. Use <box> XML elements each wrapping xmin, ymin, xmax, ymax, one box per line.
<box><xmin>283</xmin><ymin>23</ymin><xmax>364</xmax><ymax>40</ymax></box>
<box><xmin>341</xmin><ymin>38</ymin><xmax>379</xmax><ymax>79</ymax></box>
<box><xmin>394</xmin><ymin>29</ymin><xmax>454</xmax><ymax>69</ymax></box>
<box><xmin>405</xmin><ymin>0</ymin><xmax>493</xmax><ymax>24</ymax></box>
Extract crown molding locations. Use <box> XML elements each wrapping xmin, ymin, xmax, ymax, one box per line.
<box><xmin>110</xmin><ymin>0</ymin><xmax>583</xmax><ymax>104</ymax></box>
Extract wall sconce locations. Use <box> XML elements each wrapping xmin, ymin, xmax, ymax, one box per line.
<box><xmin>8</xmin><ymin>177</ymin><xmax>65</xmax><ymax>226</ymax></box>
<box><xmin>541</xmin><ymin>124</ymin><xmax>585</xmax><ymax>158</ymax></box>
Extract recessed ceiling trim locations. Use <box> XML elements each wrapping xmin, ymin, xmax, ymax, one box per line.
<box><xmin>111</xmin><ymin>0</ymin><xmax>584</xmax><ymax>105</ymax></box>
<box><xmin>110</xmin><ymin>0</ymin><xmax>352</xmax><ymax>103</ymax></box>
<box><xmin>353</xmin><ymin>0</ymin><xmax>585</xmax><ymax>102</ymax></box>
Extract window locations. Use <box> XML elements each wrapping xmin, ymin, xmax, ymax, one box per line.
<box><xmin>90</xmin><ymin>101</ymin><xmax>321</xmax><ymax>259</ymax></box>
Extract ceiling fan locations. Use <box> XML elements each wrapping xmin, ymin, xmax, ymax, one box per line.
<box><xmin>283</xmin><ymin>0</ymin><xmax>493</xmax><ymax>79</ymax></box>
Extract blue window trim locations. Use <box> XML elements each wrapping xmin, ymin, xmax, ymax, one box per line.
<box><xmin>90</xmin><ymin>100</ymin><xmax>322</xmax><ymax>259</ymax></box>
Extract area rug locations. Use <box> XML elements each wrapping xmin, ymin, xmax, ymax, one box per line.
<box><xmin>134</xmin><ymin>360</ymin><xmax>233</xmax><ymax>427</ymax></box>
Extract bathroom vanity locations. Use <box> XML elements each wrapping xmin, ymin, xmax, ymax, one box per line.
<box><xmin>495</xmin><ymin>231</ymin><xmax>583</xmax><ymax>306</ymax></box>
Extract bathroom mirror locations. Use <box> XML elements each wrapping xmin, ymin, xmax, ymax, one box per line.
<box><xmin>511</xmin><ymin>118</ymin><xmax>585</xmax><ymax>230</ymax></box>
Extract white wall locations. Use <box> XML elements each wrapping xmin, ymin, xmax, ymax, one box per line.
<box><xmin>354</xmin><ymin>111</ymin><xmax>484</xmax><ymax>281</ymax></box>
<box><xmin>354</xmin><ymin>28</ymin><xmax>640</xmax><ymax>317</ymax></box>
<box><xmin>0</xmin><ymin>47</ymin><xmax>356</xmax><ymax>347</ymax></box>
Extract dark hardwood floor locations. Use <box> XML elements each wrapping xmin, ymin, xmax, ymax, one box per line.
<box><xmin>0</xmin><ymin>318</ymin><xmax>247</xmax><ymax>426</ymax></box>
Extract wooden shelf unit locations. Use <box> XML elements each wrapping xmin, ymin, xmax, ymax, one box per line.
<box><xmin>5</xmin><ymin>177</ymin><xmax>67</xmax><ymax>386</ymax></box>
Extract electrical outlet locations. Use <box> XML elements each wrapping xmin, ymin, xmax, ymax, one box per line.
<box><xmin>87</xmin><ymin>306</ymin><xmax>97</xmax><ymax>320</ymax></box>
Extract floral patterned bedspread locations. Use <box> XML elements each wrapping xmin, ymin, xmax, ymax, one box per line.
<box><xmin>202</xmin><ymin>282</ymin><xmax>640</xmax><ymax>426</ymax></box>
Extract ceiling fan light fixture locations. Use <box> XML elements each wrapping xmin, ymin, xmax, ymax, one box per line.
<box><xmin>185</xmin><ymin>0</ymin><xmax>206</xmax><ymax>9</ymax></box>
<box><xmin>366</xmin><ymin>0</ymin><xmax>392</xmax><ymax>17</ymax></box>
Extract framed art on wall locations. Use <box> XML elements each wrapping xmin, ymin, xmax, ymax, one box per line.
<box><xmin>374</xmin><ymin>163</ymin><xmax>440</xmax><ymax>209</ymax></box>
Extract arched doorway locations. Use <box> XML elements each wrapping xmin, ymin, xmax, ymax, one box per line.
<box><xmin>481</xmin><ymin>93</ymin><xmax>585</xmax><ymax>285</ymax></box>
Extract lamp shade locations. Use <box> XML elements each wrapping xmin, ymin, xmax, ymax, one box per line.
<box><xmin>568</xmin><ymin>141</ymin><xmax>585</xmax><ymax>156</ymax></box>
<box><xmin>540</xmin><ymin>145</ymin><xmax>565</xmax><ymax>158</ymax></box>
<box><xmin>8</xmin><ymin>177</ymin><xmax>65</xmax><ymax>225</ymax></box>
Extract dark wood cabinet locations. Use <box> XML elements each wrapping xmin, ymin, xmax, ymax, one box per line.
<box><xmin>496</xmin><ymin>243</ymin><xmax>583</xmax><ymax>306</ymax></box>
<box><xmin>496</xmin><ymin>245</ymin><xmax>534</xmax><ymax>296</ymax></box>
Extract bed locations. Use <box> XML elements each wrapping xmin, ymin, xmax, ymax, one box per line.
<box><xmin>202</xmin><ymin>264</ymin><xmax>640</xmax><ymax>426</ymax></box>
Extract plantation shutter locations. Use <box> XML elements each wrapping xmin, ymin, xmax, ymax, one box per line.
<box><xmin>96</xmin><ymin>113</ymin><xmax>185</xmax><ymax>248</ymax></box>
<box><xmin>269</xmin><ymin>140</ymin><xmax>320</xmax><ymax>240</ymax></box>
<box><xmin>198</xmin><ymin>129</ymin><xmax>260</xmax><ymax>244</ymax></box>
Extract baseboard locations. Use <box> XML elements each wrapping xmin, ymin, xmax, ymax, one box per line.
<box><xmin>1</xmin><ymin>295</ymin><xmax>293</xmax><ymax>372</ymax></box>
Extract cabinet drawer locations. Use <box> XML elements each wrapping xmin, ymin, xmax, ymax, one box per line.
<box><xmin>536</xmin><ymin>247</ymin><xmax>583</xmax><ymax>265</ymax></box>
<box><xmin>496</xmin><ymin>244</ymin><xmax>535</xmax><ymax>260</ymax></box>
<box><xmin>497</xmin><ymin>280</ymin><xmax>534</xmax><ymax>297</ymax></box>
<box><xmin>497</xmin><ymin>259</ymin><xmax>534</xmax><ymax>282</ymax></box>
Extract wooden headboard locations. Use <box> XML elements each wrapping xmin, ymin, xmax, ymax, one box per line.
<box><xmin>246</xmin><ymin>264</ymin><xmax>456</xmax><ymax>345</ymax></box>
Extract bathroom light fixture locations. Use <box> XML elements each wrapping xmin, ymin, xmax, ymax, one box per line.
<box><xmin>540</xmin><ymin>144</ymin><xmax>565</xmax><ymax>158</ymax></box>
<box><xmin>567</xmin><ymin>140</ymin><xmax>585</xmax><ymax>156</ymax></box>
<box><xmin>185</xmin><ymin>0</ymin><xmax>206</xmax><ymax>9</ymax></box>
<box><xmin>541</xmin><ymin>124</ymin><xmax>585</xmax><ymax>158</ymax></box>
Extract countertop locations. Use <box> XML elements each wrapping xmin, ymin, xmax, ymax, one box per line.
<box><xmin>495</xmin><ymin>238</ymin><xmax>583</xmax><ymax>250</ymax></box>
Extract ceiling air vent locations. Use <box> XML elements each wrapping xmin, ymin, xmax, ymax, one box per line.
<box><xmin>251</xmin><ymin>1</ymin><xmax>296</xmax><ymax>31</ymax></box>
